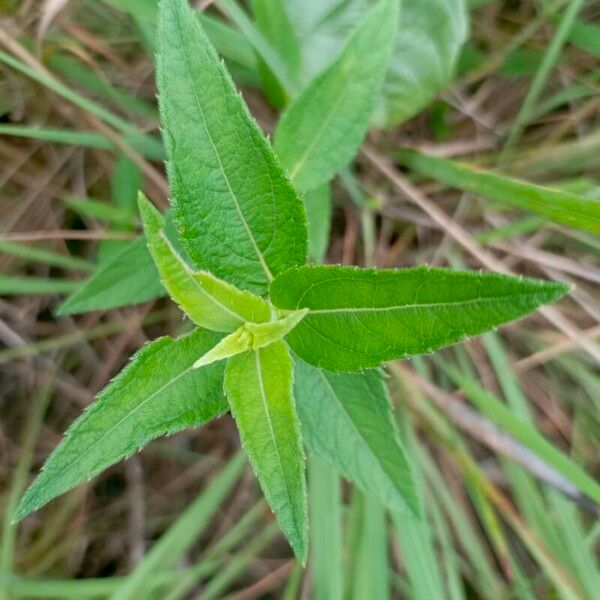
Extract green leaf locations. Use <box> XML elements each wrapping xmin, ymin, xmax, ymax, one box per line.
<box><xmin>567</xmin><ymin>19</ymin><xmax>600</xmax><ymax>59</ymax></box>
<box><xmin>274</xmin><ymin>0</ymin><xmax>399</xmax><ymax>191</ymax></box>
<box><xmin>157</xmin><ymin>0</ymin><xmax>307</xmax><ymax>295</ymax></box>
<box><xmin>14</xmin><ymin>328</ymin><xmax>228</xmax><ymax>522</ymax></box>
<box><xmin>279</xmin><ymin>0</ymin><xmax>372</xmax><ymax>87</ymax></box>
<box><xmin>112</xmin><ymin>156</ymin><xmax>144</xmax><ymax>213</ymax></box>
<box><xmin>97</xmin><ymin>156</ymin><xmax>144</xmax><ymax>263</ymax></box>
<box><xmin>294</xmin><ymin>358</ymin><xmax>419</xmax><ymax>516</ymax></box>
<box><xmin>194</xmin><ymin>326</ymin><xmax>254</xmax><ymax>368</ymax></box>
<box><xmin>193</xmin><ymin>308</ymin><xmax>308</xmax><ymax>368</ymax></box>
<box><xmin>224</xmin><ymin>340</ymin><xmax>307</xmax><ymax>562</ymax></box>
<box><xmin>218</xmin><ymin>0</ymin><xmax>300</xmax><ymax>96</ymax></box>
<box><xmin>244</xmin><ymin>308</ymin><xmax>308</xmax><ymax>348</ymax></box>
<box><xmin>251</xmin><ymin>0</ymin><xmax>301</xmax><ymax>107</ymax></box>
<box><xmin>270</xmin><ymin>265</ymin><xmax>569</xmax><ymax>372</ymax></box>
<box><xmin>374</xmin><ymin>0</ymin><xmax>468</xmax><ymax>126</ymax></box>
<box><xmin>304</xmin><ymin>184</ymin><xmax>332</xmax><ymax>263</ymax></box>
<box><xmin>138</xmin><ymin>193</ymin><xmax>270</xmax><ymax>331</ymax></box>
<box><xmin>270</xmin><ymin>0</ymin><xmax>467</xmax><ymax>128</ymax></box>
<box><xmin>397</xmin><ymin>149</ymin><xmax>600</xmax><ymax>234</ymax></box>
<box><xmin>57</xmin><ymin>237</ymin><xmax>164</xmax><ymax>315</ymax></box>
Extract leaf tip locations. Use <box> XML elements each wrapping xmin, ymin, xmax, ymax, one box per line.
<box><xmin>137</xmin><ymin>191</ymin><xmax>163</xmax><ymax>230</ymax></box>
<box><xmin>54</xmin><ymin>299</ymin><xmax>72</xmax><ymax>316</ymax></box>
<box><xmin>541</xmin><ymin>280</ymin><xmax>571</xmax><ymax>304</ymax></box>
<box><xmin>290</xmin><ymin>529</ymin><xmax>309</xmax><ymax>567</ymax></box>
<box><xmin>11</xmin><ymin>489</ymin><xmax>36</xmax><ymax>524</ymax></box>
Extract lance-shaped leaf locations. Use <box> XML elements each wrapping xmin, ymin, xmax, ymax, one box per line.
<box><xmin>270</xmin><ymin>265</ymin><xmax>570</xmax><ymax>372</ymax></box>
<box><xmin>157</xmin><ymin>0</ymin><xmax>307</xmax><ymax>295</ymax></box>
<box><xmin>15</xmin><ymin>329</ymin><xmax>228</xmax><ymax>522</ymax></box>
<box><xmin>138</xmin><ymin>193</ymin><xmax>270</xmax><ymax>331</ymax></box>
<box><xmin>57</xmin><ymin>237</ymin><xmax>164</xmax><ymax>315</ymax></box>
<box><xmin>224</xmin><ymin>340</ymin><xmax>307</xmax><ymax>562</ymax></box>
<box><xmin>294</xmin><ymin>357</ymin><xmax>419</xmax><ymax>516</ymax></box>
<box><xmin>274</xmin><ymin>0</ymin><xmax>399</xmax><ymax>191</ymax></box>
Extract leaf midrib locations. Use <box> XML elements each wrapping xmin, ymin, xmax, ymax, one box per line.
<box><xmin>172</xmin><ymin>2</ymin><xmax>273</xmax><ymax>283</ymax></box>
<box><xmin>20</xmin><ymin>360</ymin><xmax>195</xmax><ymax>512</ymax></box>
<box><xmin>286</xmin><ymin>70</ymin><xmax>347</xmax><ymax>183</ymax></box>
<box><xmin>301</xmin><ymin>292</ymin><xmax>551</xmax><ymax>315</ymax></box>
<box><xmin>254</xmin><ymin>348</ymin><xmax>299</xmax><ymax>536</ymax></box>
<box><xmin>318</xmin><ymin>370</ymin><xmax>405</xmax><ymax>504</ymax></box>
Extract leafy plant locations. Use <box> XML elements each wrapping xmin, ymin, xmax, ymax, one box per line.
<box><xmin>14</xmin><ymin>0</ymin><xmax>569</xmax><ymax>563</ymax></box>
<box><xmin>255</xmin><ymin>0</ymin><xmax>468</xmax><ymax>127</ymax></box>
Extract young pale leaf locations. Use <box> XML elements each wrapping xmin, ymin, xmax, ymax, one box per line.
<box><xmin>397</xmin><ymin>149</ymin><xmax>600</xmax><ymax>234</ymax></box>
<box><xmin>57</xmin><ymin>237</ymin><xmax>164</xmax><ymax>315</ymax></box>
<box><xmin>157</xmin><ymin>0</ymin><xmax>307</xmax><ymax>295</ymax></box>
<box><xmin>194</xmin><ymin>326</ymin><xmax>253</xmax><ymax>369</ymax></box>
<box><xmin>224</xmin><ymin>340</ymin><xmax>307</xmax><ymax>562</ymax></box>
<box><xmin>270</xmin><ymin>265</ymin><xmax>569</xmax><ymax>372</ymax></box>
<box><xmin>15</xmin><ymin>328</ymin><xmax>228</xmax><ymax>522</ymax></box>
<box><xmin>294</xmin><ymin>357</ymin><xmax>420</xmax><ymax>516</ymax></box>
<box><xmin>138</xmin><ymin>193</ymin><xmax>270</xmax><ymax>331</ymax></box>
<box><xmin>244</xmin><ymin>309</ymin><xmax>308</xmax><ymax>348</ymax></box>
<box><xmin>194</xmin><ymin>309</ymin><xmax>308</xmax><ymax>368</ymax></box>
<box><xmin>274</xmin><ymin>0</ymin><xmax>399</xmax><ymax>191</ymax></box>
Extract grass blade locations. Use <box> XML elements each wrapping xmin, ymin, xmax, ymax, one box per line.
<box><xmin>0</xmin><ymin>241</ymin><xmax>93</xmax><ymax>272</ymax></box>
<box><xmin>444</xmin><ymin>365</ymin><xmax>600</xmax><ymax>504</ymax></box>
<box><xmin>309</xmin><ymin>453</ymin><xmax>343</xmax><ymax>600</ymax></box>
<box><xmin>0</xmin><ymin>276</ymin><xmax>80</xmax><ymax>295</ymax></box>
<box><xmin>109</xmin><ymin>452</ymin><xmax>246</xmax><ymax>600</ymax></box>
<box><xmin>398</xmin><ymin>149</ymin><xmax>600</xmax><ymax>233</ymax></box>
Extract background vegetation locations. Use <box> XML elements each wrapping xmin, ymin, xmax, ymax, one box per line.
<box><xmin>0</xmin><ymin>0</ymin><xmax>599</xmax><ymax>598</ymax></box>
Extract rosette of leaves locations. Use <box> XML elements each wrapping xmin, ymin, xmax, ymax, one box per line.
<box><xmin>15</xmin><ymin>0</ymin><xmax>568</xmax><ymax>563</ymax></box>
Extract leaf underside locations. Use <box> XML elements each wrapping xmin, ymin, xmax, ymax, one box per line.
<box><xmin>157</xmin><ymin>0</ymin><xmax>307</xmax><ymax>295</ymax></box>
<box><xmin>294</xmin><ymin>357</ymin><xmax>420</xmax><ymax>516</ymax></box>
<box><xmin>224</xmin><ymin>340</ymin><xmax>308</xmax><ymax>562</ymax></box>
<box><xmin>15</xmin><ymin>328</ymin><xmax>227</xmax><ymax>522</ymax></box>
<box><xmin>270</xmin><ymin>265</ymin><xmax>569</xmax><ymax>372</ymax></box>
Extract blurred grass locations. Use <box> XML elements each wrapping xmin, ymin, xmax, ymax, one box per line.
<box><xmin>0</xmin><ymin>0</ymin><xmax>598</xmax><ymax>598</ymax></box>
